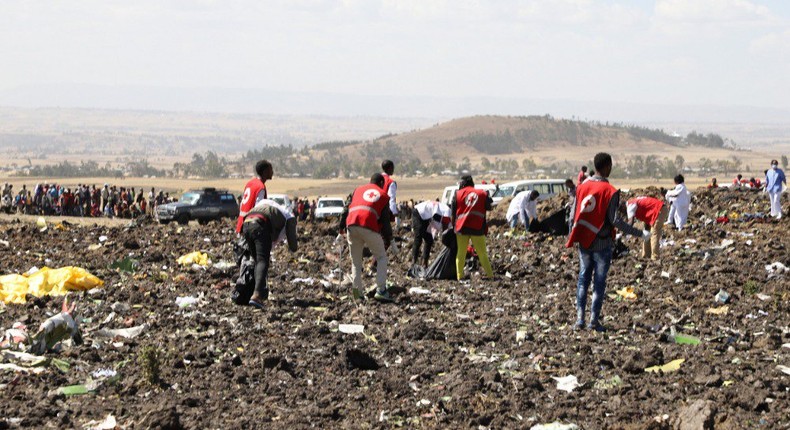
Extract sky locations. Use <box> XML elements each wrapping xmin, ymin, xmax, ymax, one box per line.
<box><xmin>1</xmin><ymin>0</ymin><xmax>789</xmax><ymax>110</ymax></box>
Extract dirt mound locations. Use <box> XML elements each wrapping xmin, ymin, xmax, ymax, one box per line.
<box><xmin>0</xmin><ymin>187</ymin><xmax>788</xmax><ymax>428</ymax></box>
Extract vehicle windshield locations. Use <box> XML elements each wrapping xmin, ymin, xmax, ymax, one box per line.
<box><xmin>319</xmin><ymin>200</ymin><xmax>344</xmax><ymax>208</ymax></box>
<box><xmin>180</xmin><ymin>192</ymin><xmax>200</xmax><ymax>205</ymax></box>
<box><xmin>271</xmin><ymin>197</ymin><xmax>285</xmax><ymax>205</ymax></box>
<box><xmin>493</xmin><ymin>186</ymin><xmax>514</xmax><ymax>198</ymax></box>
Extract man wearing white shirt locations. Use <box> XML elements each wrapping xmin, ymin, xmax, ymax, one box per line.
<box><xmin>665</xmin><ymin>174</ymin><xmax>691</xmax><ymax>230</ymax></box>
<box><xmin>506</xmin><ymin>190</ymin><xmax>539</xmax><ymax>229</ymax></box>
<box><xmin>381</xmin><ymin>160</ymin><xmax>399</xmax><ymax>226</ymax></box>
<box><xmin>411</xmin><ymin>199</ymin><xmax>451</xmax><ymax>268</ymax></box>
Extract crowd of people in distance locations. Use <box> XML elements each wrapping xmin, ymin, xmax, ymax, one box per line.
<box><xmin>0</xmin><ymin>183</ymin><xmax>176</xmax><ymax>219</ymax></box>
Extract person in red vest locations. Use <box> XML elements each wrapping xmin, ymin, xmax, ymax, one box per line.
<box><xmin>381</xmin><ymin>160</ymin><xmax>399</xmax><ymax>226</ymax></box>
<box><xmin>452</xmin><ymin>175</ymin><xmax>494</xmax><ymax>280</ymax></box>
<box><xmin>577</xmin><ymin>166</ymin><xmax>588</xmax><ymax>185</ymax></box>
<box><xmin>707</xmin><ymin>178</ymin><xmax>718</xmax><ymax>188</ymax></box>
<box><xmin>567</xmin><ymin>153</ymin><xmax>649</xmax><ymax>332</ymax></box>
<box><xmin>626</xmin><ymin>196</ymin><xmax>668</xmax><ymax>260</ymax></box>
<box><xmin>236</xmin><ymin>160</ymin><xmax>273</xmax><ymax>233</ymax></box>
<box><xmin>339</xmin><ymin>173</ymin><xmax>394</xmax><ymax>302</ymax></box>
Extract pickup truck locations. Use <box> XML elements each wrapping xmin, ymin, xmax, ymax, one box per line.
<box><xmin>156</xmin><ymin>188</ymin><xmax>239</xmax><ymax>225</ymax></box>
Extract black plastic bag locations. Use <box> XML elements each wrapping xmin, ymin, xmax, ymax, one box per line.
<box><xmin>231</xmin><ymin>236</ymin><xmax>255</xmax><ymax>305</ymax></box>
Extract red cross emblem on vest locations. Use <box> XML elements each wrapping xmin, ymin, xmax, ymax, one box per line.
<box><xmin>465</xmin><ymin>192</ymin><xmax>478</xmax><ymax>207</ymax></box>
<box><xmin>363</xmin><ymin>189</ymin><xmax>381</xmax><ymax>203</ymax></box>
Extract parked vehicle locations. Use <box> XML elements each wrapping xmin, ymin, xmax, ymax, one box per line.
<box><xmin>315</xmin><ymin>197</ymin><xmax>345</xmax><ymax>219</ymax></box>
<box><xmin>268</xmin><ymin>194</ymin><xmax>292</xmax><ymax>209</ymax></box>
<box><xmin>492</xmin><ymin>179</ymin><xmax>568</xmax><ymax>202</ymax></box>
<box><xmin>440</xmin><ymin>184</ymin><xmax>499</xmax><ymax>206</ymax></box>
<box><xmin>156</xmin><ymin>188</ymin><xmax>239</xmax><ymax>225</ymax></box>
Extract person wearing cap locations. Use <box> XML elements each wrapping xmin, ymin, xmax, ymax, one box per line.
<box><xmin>567</xmin><ymin>153</ymin><xmax>650</xmax><ymax>332</ymax></box>
<box><xmin>452</xmin><ymin>175</ymin><xmax>494</xmax><ymax>280</ymax></box>
<box><xmin>339</xmin><ymin>173</ymin><xmax>394</xmax><ymax>302</ymax></box>
<box><xmin>239</xmin><ymin>198</ymin><xmax>298</xmax><ymax>309</ymax></box>
<box><xmin>765</xmin><ymin>159</ymin><xmax>786</xmax><ymax>220</ymax></box>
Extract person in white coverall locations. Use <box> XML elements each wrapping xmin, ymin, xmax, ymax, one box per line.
<box><xmin>665</xmin><ymin>174</ymin><xmax>691</xmax><ymax>230</ymax></box>
<box><xmin>506</xmin><ymin>190</ymin><xmax>539</xmax><ymax>229</ymax></box>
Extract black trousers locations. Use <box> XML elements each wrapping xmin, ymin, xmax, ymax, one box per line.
<box><xmin>242</xmin><ymin>220</ymin><xmax>272</xmax><ymax>299</ymax></box>
<box><xmin>411</xmin><ymin>209</ymin><xmax>434</xmax><ymax>265</ymax></box>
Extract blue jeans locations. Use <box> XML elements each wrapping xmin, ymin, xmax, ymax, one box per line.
<box><xmin>576</xmin><ymin>247</ymin><xmax>613</xmax><ymax>325</ymax></box>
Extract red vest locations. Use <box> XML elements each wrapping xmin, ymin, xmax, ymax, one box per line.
<box><xmin>346</xmin><ymin>184</ymin><xmax>389</xmax><ymax>232</ymax></box>
<box><xmin>455</xmin><ymin>187</ymin><xmax>487</xmax><ymax>232</ymax></box>
<box><xmin>566</xmin><ymin>180</ymin><xmax>617</xmax><ymax>249</ymax></box>
<box><xmin>627</xmin><ymin>197</ymin><xmax>663</xmax><ymax>226</ymax></box>
<box><xmin>236</xmin><ymin>178</ymin><xmax>266</xmax><ymax>233</ymax></box>
<box><xmin>382</xmin><ymin>174</ymin><xmax>395</xmax><ymax>197</ymax></box>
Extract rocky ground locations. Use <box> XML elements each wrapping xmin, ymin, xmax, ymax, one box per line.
<box><xmin>0</xmin><ymin>187</ymin><xmax>787</xmax><ymax>429</ymax></box>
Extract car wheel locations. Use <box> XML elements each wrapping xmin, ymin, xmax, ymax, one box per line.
<box><xmin>177</xmin><ymin>214</ymin><xmax>189</xmax><ymax>225</ymax></box>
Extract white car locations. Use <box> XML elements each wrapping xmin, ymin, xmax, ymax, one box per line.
<box><xmin>268</xmin><ymin>194</ymin><xmax>292</xmax><ymax>209</ymax></box>
<box><xmin>315</xmin><ymin>197</ymin><xmax>345</xmax><ymax>219</ymax></box>
<box><xmin>440</xmin><ymin>184</ymin><xmax>499</xmax><ymax>206</ymax></box>
<box><xmin>492</xmin><ymin>179</ymin><xmax>568</xmax><ymax>202</ymax></box>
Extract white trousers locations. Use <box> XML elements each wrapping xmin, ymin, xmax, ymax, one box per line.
<box><xmin>347</xmin><ymin>226</ymin><xmax>388</xmax><ymax>292</ymax></box>
<box><xmin>667</xmin><ymin>204</ymin><xmax>689</xmax><ymax>230</ymax></box>
<box><xmin>769</xmin><ymin>191</ymin><xmax>782</xmax><ymax>219</ymax></box>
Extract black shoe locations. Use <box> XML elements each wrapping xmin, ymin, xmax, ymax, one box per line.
<box><xmin>588</xmin><ymin>322</ymin><xmax>606</xmax><ymax>332</ymax></box>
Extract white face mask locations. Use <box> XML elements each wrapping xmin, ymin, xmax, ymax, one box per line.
<box><xmin>772</xmin><ymin>165</ymin><xmax>778</xmax><ymax>170</ymax></box>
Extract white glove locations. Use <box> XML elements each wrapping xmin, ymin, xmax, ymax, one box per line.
<box><xmin>642</xmin><ymin>230</ymin><xmax>651</xmax><ymax>242</ymax></box>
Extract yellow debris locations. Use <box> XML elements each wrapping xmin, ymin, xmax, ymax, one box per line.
<box><xmin>176</xmin><ymin>251</ymin><xmax>210</xmax><ymax>266</ymax></box>
<box><xmin>616</xmin><ymin>286</ymin><xmax>637</xmax><ymax>300</ymax></box>
<box><xmin>706</xmin><ymin>306</ymin><xmax>729</xmax><ymax>315</ymax></box>
<box><xmin>645</xmin><ymin>358</ymin><xmax>685</xmax><ymax>374</ymax></box>
<box><xmin>0</xmin><ymin>267</ymin><xmax>104</xmax><ymax>304</ymax></box>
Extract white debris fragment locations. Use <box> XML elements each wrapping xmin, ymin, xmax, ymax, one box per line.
<box><xmin>338</xmin><ymin>324</ymin><xmax>365</xmax><ymax>334</ymax></box>
<box><xmin>552</xmin><ymin>375</ymin><xmax>580</xmax><ymax>393</ymax></box>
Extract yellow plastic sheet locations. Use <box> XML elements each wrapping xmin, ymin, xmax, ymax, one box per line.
<box><xmin>616</xmin><ymin>286</ymin><xmax>637</xmax><ymax>300</ymax></box>
<box><xmin>0</xmin><ymin>267</ymin><xmax>104</xmax><ymax>304</ymax></box>
<box><xmin>177</xmin><ymin>251</ymin><xmax>209</xmax><ymax>266</ymax></box>
<box><xmin>645</xmin><ymin>358</ymin><xmax>685</xmax><ymax>374</ymax></box>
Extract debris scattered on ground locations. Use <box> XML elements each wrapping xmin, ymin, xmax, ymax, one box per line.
<box><xmin>176</xmin><ymin>251</ymin><xmax>210</xmax><ymax>266</ymax></box>
<box><xmin>552</xmin><ymin>375</ymin><xmax>580</xmax><ymax>392</ymax></box>
<box><xmin>645</xmin><ymin>359</ymin><xmax>685</xmax><ymax>374</ymax></box>
<box><xmin>0</xmin><ymin>267</ymin><xmax>104</xmax><ymax>304</ymax></box>
<box><xmin>338</xmin><ymin>324</ymin><xmax>365</xmax><ymax>334</ymax></box>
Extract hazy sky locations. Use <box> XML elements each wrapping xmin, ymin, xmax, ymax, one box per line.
<box><xmin>2</xmin><ymin>0</ymin><xmax>789</xmax><ymax>109</ymax></box>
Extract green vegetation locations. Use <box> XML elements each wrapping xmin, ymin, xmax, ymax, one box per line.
<box><xmin>138</xmin><ymin>345</ymin><xmax>162</xmax><ymax>386</ymax></box>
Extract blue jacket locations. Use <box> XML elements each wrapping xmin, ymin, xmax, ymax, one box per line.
<box><xmin>765</xmin><ymin>168</ymin><xmax>786</xmax><ymax>192</ymax></box>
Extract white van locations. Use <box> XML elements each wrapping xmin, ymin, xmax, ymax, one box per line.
<box><xmin>441</xmin><ymin>184</ymin><xmax>500</xmax><ymax>206</ymax></box>
<box><xmin>492</xmin><ymin>179</ymin><xmax>568</xmax><ymax>202</ymax></box>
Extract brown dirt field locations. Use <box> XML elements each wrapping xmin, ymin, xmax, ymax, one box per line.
<box><xmin>0</xmin><ymin>187</ymin><xmax>787</xmax><ymax>428</ymax></box>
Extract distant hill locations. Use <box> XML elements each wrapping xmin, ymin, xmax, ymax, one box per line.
<box><xmin>298</xmin><ymin>115</ymin><xmax>773</xmax><ymax>180</ymax></box>
<box><xmin>313</xmin><ymin>115</ymin><xmax>728</xmax><ymax>163</ymax></box>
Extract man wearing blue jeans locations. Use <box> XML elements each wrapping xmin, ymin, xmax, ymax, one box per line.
<box><xmin>567</xmin><ymin>153</ymin><xmax>649</xmax><ymax>331</ymax></box>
